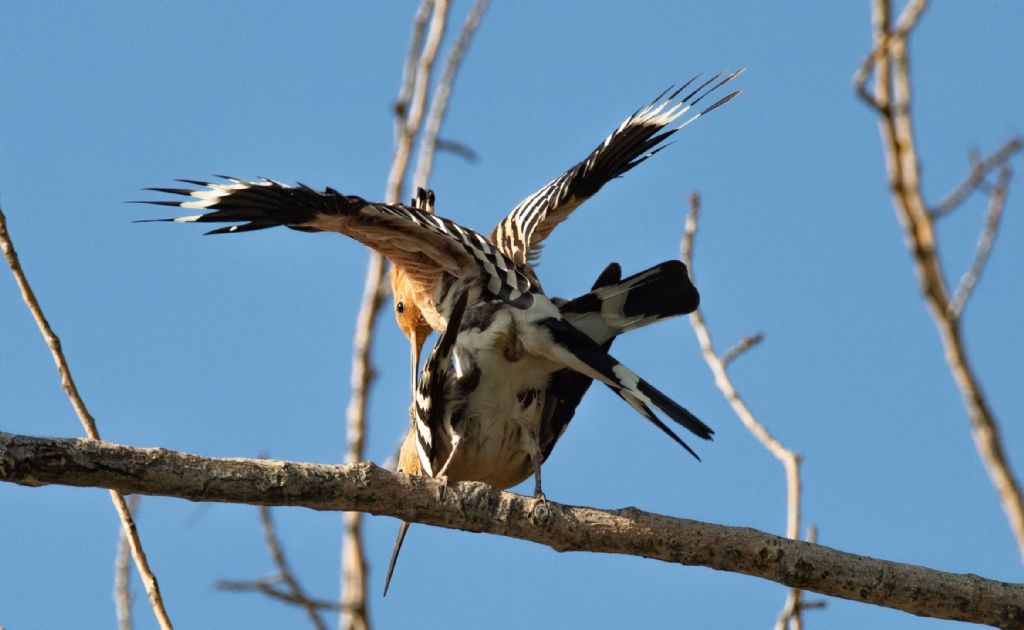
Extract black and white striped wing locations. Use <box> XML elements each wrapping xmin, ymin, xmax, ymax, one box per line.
<box><xmin>490</xmin><ymin>70</ymin><xmax>743</xmax><ymax>267</ymax></box>
<box><xmin>412</xmin><ymin>292</ymin><xmax>469</xmax><ymax>478</ymax></box>
<box><xmin>136</xmin><ymin>177</ymin><xmax>535</xmax><ymax>318</ymax></box>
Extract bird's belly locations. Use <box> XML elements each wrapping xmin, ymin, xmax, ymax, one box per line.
<box><xmin>444</xmin><ymin>354</ymin><xmax>552</xmax><ymax>490</ymax></box>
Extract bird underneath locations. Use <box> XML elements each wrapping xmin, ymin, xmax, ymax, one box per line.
<box><xmin>135</xmin><ymin>72</ymin><xmax>741</xmax><ymax>596</ymax></box>
<box><xmin>384</xmin><ymin>257</ymin><xmax>702</xmax><ymax>595</ymax></box>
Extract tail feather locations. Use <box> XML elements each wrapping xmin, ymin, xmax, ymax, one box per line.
<box><xmin>538</xmin><ymin>262</ymin><xmax>623</xmax><ymax>460</ymax></box>
<box><xmin>534</xmin><ymin>317</ymin><xmax>712</xmax><ymax>459</ymax></box>
<box><xmin>560</xmin><ymin>260</ymin><xmax>698</xmax><ymax>344</ymax></box>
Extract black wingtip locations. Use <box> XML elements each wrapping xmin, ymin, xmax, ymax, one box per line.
<box><xmin>142</xmin><ymin>187</ymin><xmax>195</xmax><ymax>196</ymax></box>
<box><xmin>126</xmin><ymin>200</ymin><xmax>190</xmax><ymax>207</ymax></box>
<box><xmin>700</xmin><ymin>90</ymin><xmax>742</xmax><ymax>116</ymax></box>
<box><xmin>175</xmin><ymin>178</ymin><xmax>211</xmax><ymax>187</ymax></box>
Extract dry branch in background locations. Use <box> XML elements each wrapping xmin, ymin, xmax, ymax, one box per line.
<box><xmin>114</xmin><ymin>495</ymin><xmax>140</xmax><ymax>630</ymax></box>
<box><xmin>412</xmin><ymin>0</ymin><xmax>490</xmax><ymax>190</ymax></box>
<box><xmin>681</xmin><ymin>193</ymin><xmax>823</xmax><ymax>630</ymax></box>
<box><xmin>3</xmin><ymin>432</ymin><xmax>1023</xmax><ymax>629</ymax></box>
<box><xmin>218</xmin><ymin>506</ymin><xmax>331</xmax><ymax>630</ymax></box>
<box><xmin>854</xmin><ymin>0</ymin><xmax>1024</xmax><ymax>561</ymax></box>
<box><xmin>339</xmin><ymin>1</ymin><xmax>466</xmax><ymax>628</ymax></box>
<box><xmin>0</xmin><ymin>207</ymin><xmax>174</xmax><ymax>630</ymax></box>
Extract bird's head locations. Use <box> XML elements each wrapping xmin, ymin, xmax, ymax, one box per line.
<box><xmin>390</xmin><ymin>265</ymin><xmax>432</xmax><ymax>391</ymax></box>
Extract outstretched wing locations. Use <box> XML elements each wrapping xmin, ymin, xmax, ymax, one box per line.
<box><xmin>135</xmin><ymin>176</ymin><xmax>535</xmax><ymax>325</ymax></box>
<box><xmin>491</xmin><ymin>70</ymin><xmax>744</xmax><ymax>266</ymax></box>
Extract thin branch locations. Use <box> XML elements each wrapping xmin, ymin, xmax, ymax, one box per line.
<box><xmin>931</xmin><ymin>138</ymin><xmax>1023</xmax><ymax>218</ymax></box>
<box><xmin>340</xmin><ymin>254</ymin><xmax>384</xmax><ymax>630</ymax></box>
<box><xmin>721</xmin><ymin>332</ymin><xmax>764</xmax><ymax>368</ymax></box>
<box><xmin>114</xmin><ymin>495</ymin><xmax>140</xmax><ymax>630</ymax></box>
<box><xmin>434</xmin><ymin>138</ymin><xmax>479</xmax><ymax>163</ymax></box>
<box><xmin>257</xmin><ymin>506</ymin><xmax>328</xmax><ymax>630</ymax></box>
<box><xmin>683</xmin><ymin>192</ymin><xmax>815</xmax><ymax>629</ymax></box>
<box><xmin>853</xmin><ymin>0</ymin><xmax>928</xmax><ymax>111</ymax></box>
<box><xmin>217</xmin><ymin>578</ymin><xmax>341</xmax><ymax>612</ymax></box>
<box><xmin>0</xmin><ymin>206</ymin><xmax>174</xmax><ymax>630</ymax></box>
<box><xmin>948</xmin><ymin>166</ymin><xmax>1012</xmax><ymax>320</ymax></box>
<box><xmin>385</xmin><ymin>0</ymin><xmax>448</xmax><ymax>205</ymax></box>
<box><xmin>220</xmin><ymin>460</ymin><xmax>331</xmax><ymax>626</ymax></box>
<box><xmin>857</xmin><ymin>0</ymin><xmax>1024</xmax><ymax>562</ymax></box>
<box><xmin>339</xmin><ymin>3</ymin><xmax>451</xmax><ymax>628</ymax></box>
<box><xmin>412</xmin><ymin>0</ymin><xmax>489</xmax><ymax>190</ymax></box>
<box><xmin>392</xmin><ymin>0</ymin><xmax>433</xmax><ymax>122</ymax></box>
<box><xmin>3</xmin><ymin>432</ymin><xmax>1024</xmax><ymax>629</ymax></box>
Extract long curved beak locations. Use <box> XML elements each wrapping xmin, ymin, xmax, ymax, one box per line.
<box><xmin>409</xmin><ymin>329</ymin><xmax>424</xmax><ymax>393</ymax></box>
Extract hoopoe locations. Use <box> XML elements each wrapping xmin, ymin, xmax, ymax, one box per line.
<box><xmin>137</xmin><ymin>72</ymin><xmax>738</xmax><ymax>593</ymax></box>
<box><xmin>139</xmin><ymin>179</ymin><xmax>711</xmax><ymax>459</ymax></box>
<box><xmin>384</xmin><ymin>258</ymin><xmax>699</xmax><ymax>595</ymax></box>
<box><xmin>391</xmin><ymin>72</ymin><xmax>743</xmax><ymax>385</ymax></box>
<box><xmin>138</xmin><ymin>74</ymin><xmax>738</xmax><ymax>460</ymax></box>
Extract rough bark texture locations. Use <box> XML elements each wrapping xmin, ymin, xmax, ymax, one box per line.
<box><xmin>3</xmin><ymin>431</ymin><xmax>1022</xmax><ymax>628</ymax></box>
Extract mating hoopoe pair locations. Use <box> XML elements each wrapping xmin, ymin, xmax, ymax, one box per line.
<box><xmin>138</xmin><ymin>69</ymin><xmax>742</xmax><ymax>595</ymax></box>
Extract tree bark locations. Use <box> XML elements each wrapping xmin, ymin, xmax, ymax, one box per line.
<box><xmin>2</xmin><ymin>431</ymin><xmax>1022</xmax><ymax>629</ymax></box>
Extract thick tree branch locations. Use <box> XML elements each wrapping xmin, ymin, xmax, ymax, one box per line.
<box><xmin>3</xmin><ymin>432</ymin><xmax>1023</xmax><ymax>629</ymax></box>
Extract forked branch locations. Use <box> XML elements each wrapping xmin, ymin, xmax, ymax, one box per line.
<box><xmin>854</xmin><ymin>0</ymin><xmax>1024</xmax><ymax>561</ymax></box>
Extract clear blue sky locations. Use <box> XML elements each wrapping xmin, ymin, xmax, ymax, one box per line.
<box><xmin>2</xmin><ymin>2</ymin><xmax>1022</xmax><ymax>628</ymax></box>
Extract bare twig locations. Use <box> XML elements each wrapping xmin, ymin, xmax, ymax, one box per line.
<box><xmin>385</xmin><ymin>0</ymin><xmax>448</xmax><ymax>204</ymax></box>
<box><xmin>948</xmin><ymin>166</ymin><xmax>1012</xmax><ymax>320</ymax></box>
<box><xmin>721</xmin><ymin>332</ymin><xmax>764</xmax><ymax>368</ymax></box>
<box><xmin>0</xmin><ymin>206</ymin><xmax>174</xmax><ymax>630</ymax></box>
<box><xmin>434</xmin><ymin>138</ymin><xmax>479</xmax><ymax>163</ymax></box>
<box><xmin>218</xmin><ymin>578</ymin><xmax>342</xmax><ymax>612</ymax></box>
<box><xmin>682</xmin><ymin>193</ymin><xmax>816</xmax><ymax>629</ymax></box>
<box><xmin>262</xmin><ymin>506</ymin><xmax>328</xmax><ymax>630</ymax></box>
<box><xmin>114</xmin><ymin>495</ymin><xmax>140</xmax><ymax>630</ymax></box>
<box><xmin>340</xmin><ymin>254</ymin><xmax>385</xmax><ymax>630</ymax></box>
<box><xmin>392</xmin><ymin>1</ymin><xmax>433</xmax><ymax>122</ymax></box>
<box><xmin>413</xmin><ymin>0</ymin><xmax>489</xmax><ymax>190</ymax></box>
<box><xmin>853</xmin><ymin>0</ymin><xmax>928</xmax><ymax>111</ymax></box>
<box><xmin>4</xmin><ymin>432</ymin><xmax>1024</xmax><ymax>629</ymax></box>
<box><xmin>856</xmin><ymin>0</ymin><xmax>1024</xmax><ymax>561</ymax></box>
<box><xmin>931</xmin><ymin>138</ymin><xmax>1022</xmax><ymax>218</ymax></box>
<box><xmin>339</xmin><ymin>3</ymin><xmax>451</xmax><ymax>628</ymax></box>
<box><xmin>219</xmin><ymin>506</ymin><xmax>330</xmax><ymax>630</ymax></box>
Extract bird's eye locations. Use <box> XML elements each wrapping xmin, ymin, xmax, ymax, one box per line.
<box><xmin>396</xmin><ymin>301</ymin><xmax>405</xmax><ymax>315</ymax></box>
